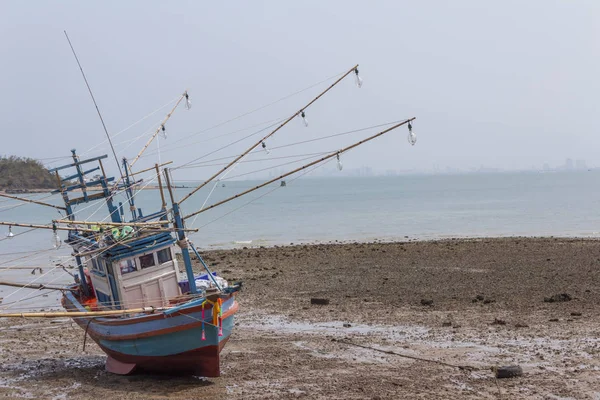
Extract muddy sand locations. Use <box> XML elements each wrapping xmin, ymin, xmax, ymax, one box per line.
<box><xmin>1</xmin><ymin>237</ymin><xmax>600</xmax><ymax>399</ymax></box>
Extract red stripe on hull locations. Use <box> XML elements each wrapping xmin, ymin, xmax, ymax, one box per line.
<box><xmin>101</xmin><ymin>336</ymin><xmax>230</xmax><ymax>377</ymax></box>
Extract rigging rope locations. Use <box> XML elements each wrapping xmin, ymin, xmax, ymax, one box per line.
<box><xmin>172</xmin><ymin>119</ymin><xmax>284</xmax><ymax>171</ymax></box>
<box><xmin>80</xmin><ymin>96</ymin><xmax>179</xmax><ymax>157</ymax></box>
<box><xmin>140</xmin><ymin>117</ymin><xmax>285</xmax><ymax>159</ymax></box>
<box><xmin>222</xmin><ymin>152</ymin><xmax>331</xmax><ymax>182</ymax></box>
<box><xmin>190</xmin><ymin>155</ymin><xmax>334</xmax><ymax>231</ymax></box>
<box><xmin>162</xmin><ymin>71</ymin><xmax>345</xmax><ymax>150</ymax></box>
<box><xmin>176</xmin><ymin>120</ymin><xmax>403</xmax><ymax>170</ymax></box>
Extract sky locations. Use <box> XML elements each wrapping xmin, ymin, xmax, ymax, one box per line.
<box><xmin>0</xmin><ymin>1</ymin><xmax>598</xmax><ymax>180</ymax></box>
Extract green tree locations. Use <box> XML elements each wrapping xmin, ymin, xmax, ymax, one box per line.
<box><xmin>0</xmin><ymin>156</ymin><xmax>56</xmax><ymax>190</ymax></box>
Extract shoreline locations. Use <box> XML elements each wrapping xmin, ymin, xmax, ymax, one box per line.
<box><xmin>197</xmin><ymin>233</ymin><xmax>600</xmax><ymax>251</ymax></box>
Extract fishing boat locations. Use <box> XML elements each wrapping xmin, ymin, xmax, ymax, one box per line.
<box><xmin>48</xmin><ymin>150</ymin><xmax>241</xmax><ymax>377</ymax></box>
<box><xmin>0</xmin><ymin>44</ymin><xmax>417</xmax><ymax>377</ymax></box>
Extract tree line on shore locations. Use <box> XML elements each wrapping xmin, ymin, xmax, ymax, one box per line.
<box><xmin>0</xmin><ymin>156</ymin><xmax>56</xmax><ymax>190</ymax></box>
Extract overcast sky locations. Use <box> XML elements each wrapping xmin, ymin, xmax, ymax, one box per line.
<box><xmin>1</xmin><ymin>1</ymin><xmax>598</xmax><ymax>179</ymax></box>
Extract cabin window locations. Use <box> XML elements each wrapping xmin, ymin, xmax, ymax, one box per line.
<box><xmin>157</xmin><ymin>248</ymin><xmax>172</xmax><ymax>264</ymax></box>
<box><xmin>119</xmin><ymin>259</ymin><xmax>136</xmax><ymax>275</ymax></box>
<box><xmin>139</xmin><ymin>253</ymin><xmax>156</xmax><ymax>269</ymax></box>
<box><xmin>96</xmin><ymin>290</ymin><xmax>112</xmax><ymax>307</ymax></box>
<box><xmin>90</xmin><ymin>258</ymin><xmax>105</xmax><ymax>274</ymax></box>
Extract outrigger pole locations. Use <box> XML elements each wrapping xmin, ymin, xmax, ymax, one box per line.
<box><xmin>53</xmin><ymin>220</ymin><xmax>164</xmax><ymax>227</ymax></box>
<box><xmin>0</xmin><ymin>307</ymin><xmax>169</xmax><ymax>318</ymax></box>
<box><xmin>0</xmin><ymin>221</ymin><xmax>95</xmax><ymax>233</ymax></box>
<box><xmin>128</xmin><ymin>93</ymin><xmax>188</xmax><ymax>169</ymax></box>
<box><xmin>183</xmin><ymin>118</ymin><xmax>416</xmax><ymax>221</ymax></box>
<box><xmin>177</xmin><ymin>64</ymin><xmax>360</xmax><ymax>205</ymax></box>
<box><xmin>0</xmin><ymin>221</ymin><xmax>198</xmax><ymax>234</ymax></box>
<box><xmin>0</xmin><ymin>193</ymin><xmax>66</xmax><ymax>211</ymax></box>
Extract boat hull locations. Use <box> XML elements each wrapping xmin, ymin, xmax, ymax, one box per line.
<box><xmin>62</xmin><ymin>291</ymin><xmax>238</xmax><ymax>377</ymax></box>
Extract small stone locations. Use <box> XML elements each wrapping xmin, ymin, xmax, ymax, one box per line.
<box><xmin>420</xmin><ymin>299</ymin><xmax>434</xmax><ymax>306</ymax></box>
<box><xmin>494</xmin><ymin>365</ymin><xmax>523</xmax><ymax>379</ymax></box>
<box><xmin>343</xmin><ymin>323</ymin><xmax>352</xmax><ymax>328</ymax></box>
<box><xmin>544</xmin><ymin>293</ymin><xmax>572</xmax><ymax>303</ymax></box>
<box><xmin>570</xmin><ymin>312</ymin><xmax>582</xmax><ymax>316</ymax></box>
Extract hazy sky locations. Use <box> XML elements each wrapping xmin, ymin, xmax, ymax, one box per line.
<box><xmin>1</xmin><ymin>1</ymin><xmax>598</xmax><ymax>180</ymax></box>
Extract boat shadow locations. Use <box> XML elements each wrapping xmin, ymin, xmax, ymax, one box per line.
<box><xmin>5</xmin><ymin>355</ymin><xmax>215</xmax><ymax>396</ymax></box>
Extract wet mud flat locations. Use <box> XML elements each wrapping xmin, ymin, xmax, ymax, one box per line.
<box><xmin>1</xmin><ymin>237</ymin><xmax>600</xmax><ymax>399</ymax></box>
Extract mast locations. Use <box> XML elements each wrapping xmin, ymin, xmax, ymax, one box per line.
<box><xmin>163</xmin><ymin>168</ymin><xmax>198</xmax><ymax>294</ymax></box>
<box><xmin>122</xmin><ymin>158</ymin><xmax>138</xmax><ymax>220</ymax></box>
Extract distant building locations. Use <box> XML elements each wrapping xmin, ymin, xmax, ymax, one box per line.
<box><xmin>565</xmin><ymin>158</ymin><xmax>574</xmax><ymax>171</ymax></box>
<box><xmin>575</xmin><ymin>159</ymin><xmax>587</xmax><ymax>170</ymax></box>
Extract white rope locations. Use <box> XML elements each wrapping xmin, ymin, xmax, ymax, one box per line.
<box><xmin>0</xmin><ymin>265</ymin><xmax>61</xmax><ymax>304</ymax></box>
<box><xmin>79</xmin><ymin>96</ymin><xmax>179</xmax><ymax>157</ymax></box>
<box><xmin>189</xmin><ymin>155</ymin><xmax>335</xmax><ymax>231</ymax></box>
<box><xmin>161</xmin><ymin>71</ymin><xmax>344</xmax><ymax>150</ymax></box>
<box><xmin>142</xmin><ymin>117</ymin><xmax>285</xmax><ymax>159</ymax></box>
<box><xmin>190</xmin><ymin>148</ymin><xmax>254</xmax><ymax>227</ymax></box>
<box><xmin>175</xmin><ymin>120</ymin><xmax>402</xmax><ymax>170</ymax></box>
<box><xmin>172</xmin><ymin>119</ymin><xmax>283</xmax><ymax>171</ymax></box>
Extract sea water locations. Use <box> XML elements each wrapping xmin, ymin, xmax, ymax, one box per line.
<box><xmin>1</xmin><ymin>171</ymin><xmax>600</xmax><ymax>310</ymax></box>
<box><xmin>2</xmin><ymin>171</ymin><xmax>600</xmax><ymax>253</ymax></box>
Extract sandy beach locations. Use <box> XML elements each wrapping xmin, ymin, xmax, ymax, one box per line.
<box><xmin>1</xmin><ymin>237</ymin><xmax>599</xmax><ymax>399</ymax></box>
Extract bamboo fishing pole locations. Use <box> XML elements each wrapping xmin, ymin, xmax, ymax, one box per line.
<box><xmin>0</xmin><ymin>221</ymin><xmax>197</xmax><ymax>234</ymax></box>
<box><xmin>184</xmin><ymin>118</ymin><xmax>415</xmax><ymax>220</ymax></box>
<box><xmin>0</xmin><ymin>306</ymin><xmax>169</xmax><ymax>318</ymax></box>
<box><xmin>0</xmin><ymin>221</ymin><xmax>95</xmax><ymax>232</ymax></box>
<box><xmin>129</xmin><ymin>92</ymin><xmax>188</xmax><ymax>169</ymax></box>
<box><xmin>130</xmin><ymin>161</ymin><xmax>173</xmax><ymax>176</ymax></box>
<box><xmin>0</xmin><ymin>193</ymin><xmax>66</xmax><ymax>211</ymax></box>
<box><xmin>53</xmin><ymin>219</ymin><xmax>198</xmax><ymax>233</ymax></box>
<box><xmin>53</xmin><ymin>219</ymin><xmax>165</xmax><ymax>227</ymax></box>
<box><xmin>0</xmin><ymin>281</ymin><xmax>77</xmax><ymax>292</ymax></box>
<box><xmin>178</xmin><ymin>64</ymin><xmax>360</xmax><ymax>205</ymax></box>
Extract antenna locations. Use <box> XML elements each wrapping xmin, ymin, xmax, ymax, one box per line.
<box><xmin>63</xmin><ymin>30</ymin><xmax>124</xmax><ymax>180</ymax></box>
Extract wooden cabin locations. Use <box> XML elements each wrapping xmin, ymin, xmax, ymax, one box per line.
<box><xmin>83</xmin><ymin>232</ymin><xmax>183</xmax><ymax>310</ymax></box>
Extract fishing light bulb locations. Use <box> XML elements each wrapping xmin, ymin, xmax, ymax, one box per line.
<box><xmin>300</xmin><ymin>111</ymin><xmax>309</xmax><ymax>127</ymax></box>
<box><xmin>52</xmin><ymin>231</ymin><xmax>62</xmax><ymax>249</ymax></box>
<box><xmin>160</xmin><ymin>124</ymin><xmax>167</xmax><ymax>139</ymax></box>
<box><xmin>354</xmin><ymin>67</ymin><xmax>363</xmax><ymax>88</ymax></box>
<box><xmin>6</xmin><ymin>225</ymin><xmax>14</xmax><ymax>238</ymax></box>
<box><xmin>336</xmin><ymin>153</ymin><xmax>343</xmax><ymax>171</ymax></box>
<box><xmin>185</xmin><ymin>92</ymin><xmax>192</xmax><ymax>110</ymax></box>
<box><xmin>407</xmin><ymin>121</ymin><xmax>417</xmax><ymax>146</ymax></box>
<box><xmin>261</xmin><ymin>141</ymin><xmax>270</xmax><ymax>154</ymax></box>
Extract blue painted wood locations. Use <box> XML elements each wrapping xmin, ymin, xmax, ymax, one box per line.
<box><xmin>48</xmin><ymin>154</ymin><xmax>108</xmax><ymax>172</ymax></box>
<box><xmin>189</xmin><ymin>245</ymin><xmax>222</xmax><ymax>291</ymax></box>
<box><xmin>122</xmin><ymin>158</ymin><xmax>138</xmax><ymax>220</ymax></box>
<box><xmin>62</xmin><ymin>166</ymin><xmax>100</xmax><ymax>182</ymax></box>
<box><xmin>134</xmin><ymin>210</ymin><xmax>168</xmax><ymax>223</ymax></box>
<box><xmin>172</xmin><ymin>202</ymin><xmax>198</xmax><ymax>294</ymax></box>
<box><xmin>63</xmin><ymin>291</ymin><xmax>236</xmax><ymax>358</ymax></box>
<box><xmin>99</xmin><ymin>316</ymin><xmax>234</xmax><ymax>357</ymax></box>
<box><xmin>52</xmin><ymin>177</ymin><xmax>115</xmax><ymax>194</ymax></box>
